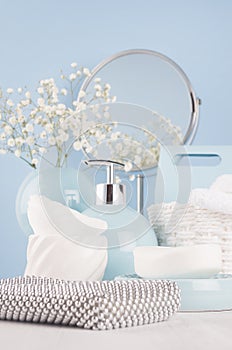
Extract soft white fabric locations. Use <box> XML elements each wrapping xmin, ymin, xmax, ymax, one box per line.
<box><xmin>210</xmin><ymin>174</ymin><xmax>232</xmax><ymax>194</ymax></box>
<box><xmin>189</xmin><ymin>188</ymin><xmax>232</xmax><ymax>214</ymax></box>
<box><xmin>134</xmin><ymin>244</ymin><xmax>222</xmax><ymax>279</ymax></box>
<box><xmin>25</xmin><ymin>195</ymin><xmax>108</xmax><ymax>281</ymax></box>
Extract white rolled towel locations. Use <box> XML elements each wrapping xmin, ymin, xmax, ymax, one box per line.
<box><xmin>189</xmin><ymin>188</ymin><xmax>232</xmax><ymax>215</ymax></box>
<box><xmin>210</xmin><ymin>174</ymin><xmax>232</xmax><ymax>194</ymax></box>
<box><xmin>191</xmin><ymin>174</ymin><xmax>232</xmax><ymax>214</ymax></box>
<box><xmin>134</xmin><ymin>244</ymin><xmax>222</xmax><ymax>279</ymax></box>
<box><xmin>25</xmin><ymin>195</ymin><xmax>108</xmax><ymax>281</ymax></box>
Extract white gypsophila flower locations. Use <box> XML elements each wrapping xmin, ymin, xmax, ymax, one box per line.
<box><xmin>52</xmin><ymin>95</ymin><xmax>58</xmax><ymax>104</ymax></box>
<box><xmin>42</xmin><ymin>105</ymin><xmax>52</xmax><ymax>114</ymax></box>
<box><xmin>85</xmin><ymin>145</ymin><xmax>93</xmax><ymax>153</ymax></box>
<box><xmin>115</xmin><ymin>176</ymin><xmax>121</xmax><ymax>184</ymax></box>
<box><xmin>44</xmin><ymin>123</ymin><xmax>53</xmax><ymax>133</ymax></box>
<box><xmin>26</xmin><ymin>136</ymin><xmax>34</xmax><ymax>145</ymax></box>
<box><xmin>73</xmin><ymin>140</ymin><xmax>82</xmax><ymax>151</ymax></box>
<box><xmin>111</xmin><ymin>96</ymin><xmax>117</xmax><ymax>103</ymax></box>
<box><xmin>104</xmin><ymin>83</ymin><xmax>111</xmax><ymax>90</ymax></box>
<box><xmin>56</xmin><ymin>109</ymin><xmax>65</xmax><ymax>116</ymax></box>
<box><xmin>83</xmin><ymin>67</ymin><xmax>90</xmax><ymax>76</ymax></box>
<box><xmin>0</xmin><ymin>149</ymin><xmax>7</xmax><ymax>154</ymax></box>
<box><xmin>39</xmin><ymin>147</ymin><xmax>46</xmax><ymax>154</ymax></box>
<box><xmin>95</xmin><ymin>91</ymin><xmax>102</xmax><ymax>98</ymax></box>
<box><xmin>58</xmin><ymin>129</ymin><xmax>69</xmax><ymax>141</ymax></box>
<box><xmin>7</xmin><ymin>138</ymin><xmax>15</xmax><ymax>147</ymax></box>
<box><xmin>76</xmin><ymin>70</ymin><xmax>82</xmax><ymax>77</ymax></box>
<box><xmin>111</xmin><ymin>132</ymin><xmax>121</xmax><ymax>141</ymax></box>
<box><xmin>14</xmin><ymin>149</ymin><xmax>21</xmax><ymax>157</ymax></box>
<box><xmin>71</xmin><ymin>62</ymin><xmax>77</xmax><ymax>68</ymax></box>
<box><xmin>21</xmin><ymin>99</ymin><xmax>30</xmax><ymax>106</ymax></box>
<box><xmin>57</xmin><ymin>103</ymin><xmax>66</xmax><ymax>110</ymax></box>
<box><xmin>15</xmin><ymin>137</ymin><xmax>24</xmax><ymax>146</ymax></box>
<box><xmin>31</xmin><ymin>149</ymin><xmax>37</xmax><ymax>155</ymax></box>
<box><xmin>31</xmin><ymin>158</ymin><xmax>38</xmax><ymax>166</ymax></box>
<box><xmin>78</xmin><ymin>90</ymin><xmax>86</xmax><ymax>99</ymax></box>
<box><xmin>124</xmin><ymin>161</ymin><xmax>133</xmax><ymax>172</ymax></box>
<box><xmin>94</xmin><ymin>77</ymin><xmax>101</xmax><ymax>83</ymax></box>
<box><xmin>7</xmin><ymin>88</ymin><xmax>14</xmax><ymax>94</ymax></box>
<box><xmin>77</xmin><ymin>101</ymin><xmax>87</xmax><ymax>111</ymax></box>
<box><xmin>30</xmin><ymin>110</ymin><xmax>36</xmax><ymax>119</ymax></box>
<box><xmin>35</xmin><ymin>116</ymin><xmax>42</xmax><ymax>125</ymax></box>
<box><xmin>25</xmin><ymin>123</ymin><xmax>34</xmax><ymax>133</ymax></box>
<box><xmin>69</xmin><ymin>73</ymin><xmax>76</xmax><ymax>81</ymax></box>
<box><xmin>37</xmin><ymin>98</ymin><xmax>45</xmax><ymax>106</ymax></box>
<box><xmin>55</xmin><ymin>135</ymin><xmax>65</xmax><ymax>145</ymax></box>
<box><xmin>61</xmin><ymin>88</ymin><xmax>67</xmax><ymax>96</ymax></box>
<box><xmin>4</xmin><ymin>125</ymin><xmax>13</xmax><ymax>135</ymax></box>
<box><xmin>9</xmin><ymin>116</ymin><xmax>17</xmax><ymax>126</ymax></box>
<box><xmin>40</xmin><ymin>131</ymin><xmax>47</xmax><ymax>139</ymax></box>
<box><xmin>95</xmin><ymin>129</ymin><xmax>102</xmax><ymax>138</ymax></box>
<box><xmin>17</xmin><ymin>88</ymin><xmax>23</xmax><ymax>94</ymax></box>
<box><xmin>72</xmin><ymin>101</ymin><xmax>78</xmax><ymax>107</ymax></box>
<box><xmin>25</xmin><ymin>91</ymin><xmax>31</xmax><ymax>99</ymax></box>
<box><xmin>0</xmin><ymin>133</ymin><xmax>6</xmax><ymax>141</ymax></box>
<box><xmin>0</xmin><ymin>113</ymin><xmax>2</xmax><ymax>120</ymax></box>
<box><xmin>37</xmin><ymin>87</ymin><xmax>44</xmax><ymax>94</ymax></box>
<box><xmin>60</xmin><ymin>74</ymin><xmax>65</xmax><ymax>80</ymax></box>
<box><xmin>48</xmin><ymin>136</ymin><xmax>56</xmax><ymax>146</ymax></box>
<box><xmin>6</xmin><ymin>99</ymin><xmax>14</xmax><ymax>107</ymax></box>
<box><xmin>94</xmin><ymin>84</ymin><xmax>102</xmax><ymax>91</ymax></box>
<box><xmin>18</xmin><ymin>115</ymin><xmax>25</xmax><ymax>124</ymax></box>
<box><xmin>129</xmin><ymin>174</ymin><xmax>135</xmax><ymax>182</ymax></box>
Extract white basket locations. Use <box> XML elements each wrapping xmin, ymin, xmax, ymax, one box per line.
<box><xmin>148</xmin><ymin>202</ymin><xmax>232</xmax><ymax>274</ymax></box>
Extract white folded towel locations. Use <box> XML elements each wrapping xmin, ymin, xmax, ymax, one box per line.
<box><xmin>25</xmin><ymin>195</ymin><xmax>108</xmax><ymax>281</ymax></box>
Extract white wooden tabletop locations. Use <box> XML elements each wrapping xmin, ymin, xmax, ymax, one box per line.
<box><xmin>0</xmin><ymin>311</ymin><xmax>232</xmax><ymax>350</ymax></box>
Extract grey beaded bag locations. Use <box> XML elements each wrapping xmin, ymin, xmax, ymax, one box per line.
<box><xmin>0</xmin><ymin>276</ymin><xmax>180</xmax><ymax>330</ymax></box>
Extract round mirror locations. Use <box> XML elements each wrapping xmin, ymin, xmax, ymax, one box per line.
<box><xmin>80</xmin><ymin>49</ymin><xmax>200</xmax><ymax>144</ymax></box>
<box><xmin>73</xmin><ymin>102</ymin><xmax>183</xmax><ymax>171</ymax></box>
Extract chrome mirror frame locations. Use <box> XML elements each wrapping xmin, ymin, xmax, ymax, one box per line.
<box><xmin>79</xmin><ymin>49</ymin><xmax>201</xmax><ymax>144</ymax></box>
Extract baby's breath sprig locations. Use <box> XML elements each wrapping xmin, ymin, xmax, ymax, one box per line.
<box><xmin>0</xmin><ymin>63</ymin><xmax>116</xmax><ymax>168</ymax></box>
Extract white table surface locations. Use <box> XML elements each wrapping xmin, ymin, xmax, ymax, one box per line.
<box><xmin>0</xmin><ymin>311</ymin><xmax>232</xmax><ymax>350</ymax></box>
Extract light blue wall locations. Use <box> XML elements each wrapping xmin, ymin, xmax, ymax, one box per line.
<box><xmin>0</xmin><ymin>0</ymin><xmax>232</xmax><ymax>277</ymax></box>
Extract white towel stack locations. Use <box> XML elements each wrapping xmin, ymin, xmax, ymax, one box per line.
<box><xmin>148</xmin><ymin>175</ymin><xmax>232</xmax><ymax>274</ymax></box>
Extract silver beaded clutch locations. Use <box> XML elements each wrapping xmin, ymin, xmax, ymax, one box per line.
<box><xmin>0</xmin><ymin>276</ymin><xmax>180</xmax><ymax>330</ymax></box>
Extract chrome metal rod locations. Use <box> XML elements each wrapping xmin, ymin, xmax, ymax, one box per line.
<box><xmin>136</xmin><ymin>174</ymin><xmax>144</xmax><ymax>214</ymax></box>
<box><xmin>107</xmin><ymin>164</ymin><xmax>114</xmax><ymax>184</ymax></box>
